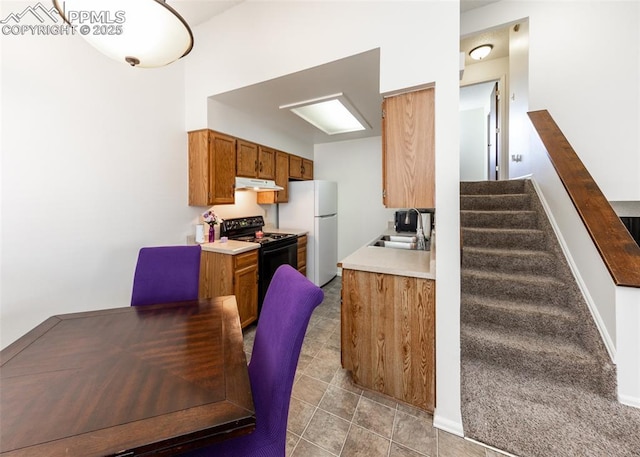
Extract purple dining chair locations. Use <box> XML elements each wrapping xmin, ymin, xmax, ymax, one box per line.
<box><xmin>130</xmin><ymin>245</ymin><xmax>201</xmax><ymax>306</ymax></box>
<box><xmin>180</xmin><ymin>264</ymin><xmax>324</xmax><ymax>457</ymax></box>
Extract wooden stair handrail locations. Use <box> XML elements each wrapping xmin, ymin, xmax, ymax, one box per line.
<box><xmin>528</xmin><ymin>110</ymin><xmax>640</xmax><ymax>288</ymax></box>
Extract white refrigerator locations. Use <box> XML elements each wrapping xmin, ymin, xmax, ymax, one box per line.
<box><xmin>279</xmin><ymin>180</ymin><xmax>338</xmax><ymax>287</ymax></box>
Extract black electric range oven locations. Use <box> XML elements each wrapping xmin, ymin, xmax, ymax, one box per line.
<box><xmin>220</xmin><ymin>216</ymin><xmax>298</xmax><ymax>313</ymax></box>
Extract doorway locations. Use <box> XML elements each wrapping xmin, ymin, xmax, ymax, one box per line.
<box><xmin>460</xmin><ymin>80</ymin><xmax>501</xmax><ymax>181</ymax></box>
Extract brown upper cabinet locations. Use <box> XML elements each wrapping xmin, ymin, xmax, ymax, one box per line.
<box><xmin>382</xmin><ymin>88</ymin><xmax>435</xmax><ymax>208</ymax></box>
<box><xmin>236</xmin><ymin>140</ymin><xmax>258</xmax><ymax>178</ymax></box>
<box><xmin>258</xmin><ymin>146</ymin><xmax>276</xmax><ymax>180</ymax></box>
<box><xmin>188</xmin><ymin>130</ymin><xmax>236</xmax><ymax>206</ymax></box>
<box><xmin>189</xmin><ymin>129</ymin><xmax>313</xmax><ymax>206</ymax></box>
<box><xmin>257</xmin><ymin>150</ymin><xmax>290</xmax><ymax>204</ymax></box>
<box><xmin>236</xmin><ymin>140</ymin><xmax>276</xmax><ymax>180</ymax></box>
<box><xmin>289</xmin><ymin>154</ymin><xmax>314</xmax><ymax>180</ymax></box>
<box><xmin>302</xmin><ymin>158</ymin><xmax>313</xmax><ymax>180</ymax></box>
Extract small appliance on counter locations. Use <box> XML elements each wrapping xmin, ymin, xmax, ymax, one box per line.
<box><xmin>395</xmin><ymin>209</ymin><xmax>435</xmax><ymax>239</ymax></box>
<box><xmin>395</xmin><ymin>210</ymin><xmax>418</xmax><ymax>232</ymax></box>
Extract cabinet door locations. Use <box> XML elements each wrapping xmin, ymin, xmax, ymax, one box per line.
<box><xmin>289</xmin><ymin>154</ymin><xmax>303</xmax><ymax>179</ymax></box>
<box><xmin>198</xmin><ymin>251</ymin><xmax>234</xmax><ymax>299</ymax></box>
<box><xmin>275</xmin><ymin>151</ymin><xmax>289</xmax><ymax>202</ymax></box>
<box><xmin>188</xmin><ymin>130</ymin><xmax>210</xmax><ymax>206</ymax></box>
<box><xmin>234</xmin><ymin>251</ymin><xmax>258</xmax><ymax>328</ymax></box>
<box><xmin>297</xmin><ymin>235</ymin><xmax>307</xmax><ymax>275</ymax></box>
<box><xmin>258</xmin><ymin>146</ymin><xmax>276</xmax><ymax>180</ymax></box>
<box><xmin>302</xmin><ymin>159</ymin><xmax>314</xmax><ymax>180</ymax></box>
<box><xmin>382</xmin><ymin>88</ymin><xmax>435</xmax><ymax>208</ymax></box>
<box><xmin>258</xmin><ymin>150</ymin><xmax>289</xmax><ymax>204</ymax></box>
<box><xmin>341</xmin><ymin>269</ymin><xmax>435</xmax><ymax>412</ymax></box>
<box><xmin>209</xmin><ymin>132</ymin><xmax>237</xmax><ymax>205</ymax></box>
<box><xmin>236</xmin><ymin>140</ymin><xmax>259</xmax><ymax>178</ymax></box>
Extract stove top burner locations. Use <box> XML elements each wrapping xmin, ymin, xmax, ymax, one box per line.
<box><xmin>232</xmin><ymin>232</ymin><xmax>297</xmax><ymax>244</ymax></box>
<box><xmin>220</xmin><ymin>216</ymin><xmax>297</xmax><ymax>245</ymax></box>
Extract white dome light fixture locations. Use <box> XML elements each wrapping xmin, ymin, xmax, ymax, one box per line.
<box><xmin>469</xmin><ymin>44</ymin><xmax>493</xmax><ymax>61</ymax></box>
<box><xmin>52</xmin><ymin>0</ymin><xmax>193</xmax><ymax>68</ymax></box>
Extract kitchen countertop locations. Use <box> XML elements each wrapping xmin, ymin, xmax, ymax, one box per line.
<box><xmin>264</xmin><ymin>226</ymin><xmax>308</xmax><ymax>237</ymax></box>
<box><xmin>339</xmin><ymin>229</ymin><xmax>435</xmax><ymax>280</ymax></box>
<box><xmin>197</xmin><ymin>226</ymin><xmax>307</xmax><ymax>255</ymax></box>
<box><xmin>609</xmin><ymin>201</ymin><xmax>640</xmax><ymax>217</ymax></box>
<box><xmin>200</xmin><ymin>240</ymin><xmax>259</xmax><ymax>255</ymax></box>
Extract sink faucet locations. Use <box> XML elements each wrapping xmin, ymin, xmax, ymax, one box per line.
<box><xmin>405</xmin><ymin>208</ymin><xmax>427</xmax><ymax>250</ymax></box>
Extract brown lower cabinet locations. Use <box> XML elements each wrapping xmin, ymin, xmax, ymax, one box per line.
<box><xmin>341</xmin><ymin>269</ymin><xmax>435</xmax><ymax>412</ymax></box>
<box><xmin>199</xmin><ymin>250</ymin><xmax>258</xmax><ymax>328</ymax></box>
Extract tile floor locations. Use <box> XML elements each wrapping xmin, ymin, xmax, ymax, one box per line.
<box><xmin>243</xmin><ymin>276</ymin><xmax>510</xmax><ymax>457</ymax></box>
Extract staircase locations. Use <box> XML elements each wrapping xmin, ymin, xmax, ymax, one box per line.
<box><xmin>460</xmin><ymin>179</ymin><xmax>616</xmax><ymax>398</ymax></box>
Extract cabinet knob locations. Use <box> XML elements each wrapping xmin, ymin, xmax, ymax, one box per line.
<box><xmin>254</xmin><ymin>160</ymin><xmax>258</xmax><ymax>172</ymax></box>
<box><xmin>259</xmin><ymin>162</ymin><xmax>263</xmax><ymax>172</ymax></box>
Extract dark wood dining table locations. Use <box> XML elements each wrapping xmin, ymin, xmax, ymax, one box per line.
<box><xmin>0</xmin><ymin>296</ymin><xmax>255</xmax><ymax>457</ymax></box>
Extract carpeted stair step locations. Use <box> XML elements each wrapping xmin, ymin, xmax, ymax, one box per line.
<box><xmin>461</xmin><ymin>194</ymin><xmax>531</xmax><ymax>211</ymax></box>
<box><xmin>461</xmin><ymin>209</ymin><xmax>538</xmax><ymax>229</ymax></box>
<box><xmin>460</xmin><ymin>293</ymin><xmax>582</xmax><ymax>345</ymax></box>
<box><xmin>461</xmin><ymin>179</ymin><xmax>526</xmax><ymax>195</ymax></box>
<box><xmin>459</xmin><ymin>179</ymin><xmax>625</xmax><ymax>455</ymax></box>
<box><xmin>461</xmin><ymin>246</ymin><xmax>557</xmax><ymax>275</ymax></box>
<box><xmin>461</xmin><ymin>324</ymin><xmax>616</xmax><ymax>398</ymax></box>
<box><xmin>461</xmin><ymin>268</ymin><xmax>568</xmax><ymax>307</ymax></box>
<box><xmin>462</xmin><ymin>227</ymin><xmax>546</xmax><ymax>250</ymax></box>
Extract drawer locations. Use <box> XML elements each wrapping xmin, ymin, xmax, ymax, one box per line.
<box><xmin>234</xmin><ymin>250</ymin><xmax>258</xmax><ymax>269</ymax></box>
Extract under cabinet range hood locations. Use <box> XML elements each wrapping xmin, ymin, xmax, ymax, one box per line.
<box><xmin>235</xmin><ymin>177</ymin><xmax>284</xmax><ymax>192</ymax></box>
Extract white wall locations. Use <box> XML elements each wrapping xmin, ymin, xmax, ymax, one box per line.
<box><xmin>184</xmin><ymin>1</ymin><xmax>463</xmax><ymax>434</ymax></box>
<box><xmin>207</xmin><ymin>99</ymin><xmax>313</xmax><ymax>158</ymax></box>
<box><xmin>0</xmin><ymin>6</ymin><xmax>201</xmax><ymax>347</ymax></box>
<box><xmin>462</xmin><ymin>1</ymin><xmax>640</xmax><ymax>200</ymax></box>
<box><xmin>460</xmin><ymin>108</ymin><xmax>488</xmax><ymax>181</ymax></box>
<box><xmin>314</xmin><ymin>137</ymin><xmax>395</xmax><ymax>261</ymax></box>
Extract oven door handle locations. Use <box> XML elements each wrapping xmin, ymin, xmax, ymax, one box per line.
<box><xmin>260</xmin><ymin>239</ymin><xmax>298</xmax><ymax>254</ymax></box>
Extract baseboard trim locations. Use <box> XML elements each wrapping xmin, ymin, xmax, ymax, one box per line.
<box><xmin>619</xmin><ymin>393</ymin><xmax>640</xmax><ymax>409</ymax></box>
<box><xmin>465</xmin><ymin>437</ymin><xmax>521</xmax><ymax>457</ymax></box>
<box><xmin>432</xmin><ymin>412</ymin><xmax>464</xmax><ymax>437</ymax></box>
<box><xmin>529</xmin><ymin>177</ymin><xmax>617</xmax><ymax>362</ymax></box>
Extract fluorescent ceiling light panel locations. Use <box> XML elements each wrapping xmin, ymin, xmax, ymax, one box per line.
<box><xmin>281</xmin><ymin>94</ymin><xmax>370</xmax><ymax>135</ymax></box>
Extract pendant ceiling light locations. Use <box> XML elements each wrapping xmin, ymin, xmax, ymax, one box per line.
<box><xmin>52</xmin><ymin>0</ymin><xmax>193</xmax><ymax>68</ymax></box>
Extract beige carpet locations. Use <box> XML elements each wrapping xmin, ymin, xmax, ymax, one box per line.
<box><xmin>459</xmin><ymin>179</ymin><xmax>640</xmax><ymax>457</ymax></box>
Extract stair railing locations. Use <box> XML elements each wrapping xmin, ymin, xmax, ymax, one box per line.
<box><xmin>528</xmin><ymin>110</ymin><xmax>640</xmax><ymax>288</ymax></box>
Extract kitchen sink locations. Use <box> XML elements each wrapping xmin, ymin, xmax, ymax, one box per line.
<box><xmin>369</xmin><ymin>234</ymin><xmax>419</xmax><ymax>250</ymax></box>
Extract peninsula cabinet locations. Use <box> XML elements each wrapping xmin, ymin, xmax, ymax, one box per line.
<box><xmin>199</xmin><ymin>250</ymin><xmax>259</xmax><ymax>328</ymax></box>
<box><xmin>188</xmin><ymin>129</ymin><xmax>236</xmax><ymax>206</ymax></box>
<box><xmin>257</xmin><ymin>150</ymin><xmax>289</xmax><ymax>204</ymax></box>
<box><xmin>289</xmin><ymin>154</ymin><xmax>314</xmax><ymax>180</ymax></box>
<box><xmin>237</xmin><ymin>140</ymin><xmax>276</xmax><ymax>180</ymax></box>
<box><xmin>382</xmin><ymin>87</ymin><xmax>435</xmax><ymax>208</ymax></box>
<box><xmin>341</xmin><ymin>269</ymin><xmax>435</xmax><ymax>412</ymax></box>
